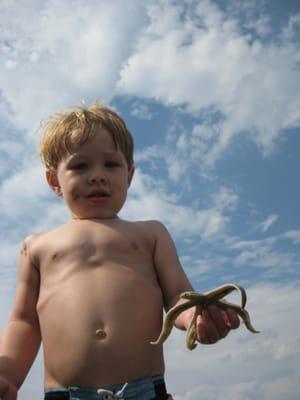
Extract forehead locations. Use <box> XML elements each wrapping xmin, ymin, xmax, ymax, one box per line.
<box><xmin>70</xmin><ymin>127</ymin><xmax>117</xmax><ymax>152</ymax></box>
<box><xmin>64</xmin><ymin>134</ymin><xmax>125</xmax><ymax>162</ymax></box>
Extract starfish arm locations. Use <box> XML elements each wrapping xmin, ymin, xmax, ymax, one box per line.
<box><xmin>150</xmin><ymin>298</ymin><xmax>200</xmax><ymax>345</ymax></box>
<box><xmin>216</xmin><ymin>299</ymin><xmax>260</xmax><ymax>333</ymax></box>
<box><xmin>186</xmin><ymin>306</ymin><xmax>202</xmax><ymax>350</ymax></box>
<box><xmin>181</xmin><ymin>284</ymin><xmax>247</xmax><ymax>309</ymax></box>
<box><xmin>180</xmin><ymin>291</ymin><xmax>207</xmax><ymax>301</ymax></box>
<box><xmin>233</xmin><ymin>306</ymin><xmax>260</xmax><ymax>334</ymax></box>
<box><xmin>203</xmin><ymin>284</ymin><xmax>247</xmax><ymax>308</ymax></box>
<box><xmin>186</xmin><ymin>322</ymin><xmax>197</xmax><ymax>350</ymax></box>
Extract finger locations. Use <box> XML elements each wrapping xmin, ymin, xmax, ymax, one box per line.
<box><xmin>196</xmin><ymin>325</ymin><xmax>213</xmax><ymax>345</ymax></box>
<box><xmin>224</xmin><ymin>308</ymin><xmax>240</xmax><ymax>330</ymax></box>
<box><xmin>196</xmin><ymin>308</ymin><xmax>220</xmax><ymax>344</ymax></box>
<box><xmin>195</xmin><ymin>318</ymin><xmax>209</xmax><ymax>344</ymax></box>
<box><xmin>206</xmin><ymin>305</ymin><xmax>230</xmax><ymax>338</ymax></box>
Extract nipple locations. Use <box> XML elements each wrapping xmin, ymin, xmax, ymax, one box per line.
<box><xmin>95</xmin><ymin>328</ymin><xmax>107</xmax><ymax>339</ymax></box>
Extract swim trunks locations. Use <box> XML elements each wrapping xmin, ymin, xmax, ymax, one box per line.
<box><xmin>44</xmin><ymin>374</ymin><xmax>173</xmax><ymax>400</ymax></box>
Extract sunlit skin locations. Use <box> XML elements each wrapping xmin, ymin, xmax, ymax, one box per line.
<box><xmin>46</xmin><ymin>128</ymin><xmax>135</xmax><ymax>220</ymax></box>
<box><xmin>0</xmin><ymin>128</ymin><xmax>239</xmax><ymax>399</ymax></box>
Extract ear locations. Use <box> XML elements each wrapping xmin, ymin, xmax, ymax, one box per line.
<box><xmin>46</xmin><ymin>170</ymin><xmax>62</xmax><ymax>196</ymax></box>
<box><xmin>127</xmin><ymin>165</ymin><xmax>135</xmax><ymax>188</ymax></box>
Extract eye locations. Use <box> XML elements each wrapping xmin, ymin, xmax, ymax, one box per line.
<box><xmin>105</xmin><ymin>160</ymin><xmax>121</xmax><ymax>168</ymax></box>
<box><xmin>71</xmin><ymin>162</ymin><xmax>88</xmax><ymax>170</ymax></box>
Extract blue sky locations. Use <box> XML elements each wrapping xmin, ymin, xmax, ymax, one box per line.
<box><xmin>0</xmin><ymin>0</ymin><xmax>299</xmax><ymax>399</ymax></box>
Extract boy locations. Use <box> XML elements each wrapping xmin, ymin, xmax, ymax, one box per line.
<box><xmin>0</xmin><ymin>103</ymin><xmax>239</xmax><ymax>400</ymax></box>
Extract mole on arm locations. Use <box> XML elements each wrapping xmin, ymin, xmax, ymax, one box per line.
<box><xmin>20</xmin><ymin>242</ymin><xmax>27</xmax><ymax>256</ymax></box>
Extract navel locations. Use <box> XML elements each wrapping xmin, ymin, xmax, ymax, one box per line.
<box><xmin>95</xmin><ymin>328</ymin><xmax>107</xmax><ymax>339</ymax></box>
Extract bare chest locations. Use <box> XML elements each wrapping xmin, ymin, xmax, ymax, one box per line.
<box><xmin>38</xmin><ymin>224</ymin><xmax>154</xmax><ymax>276</ymax></box>
<box><xmin>36</xmin><ymin>223</ymin><xmax>159</xmax><ymax>314</ymax></box>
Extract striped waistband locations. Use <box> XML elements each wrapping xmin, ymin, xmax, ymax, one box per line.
<box><xmin>44</xmin><ymin>374</ymin><xmax>167</xmax><ymax>400</ymax></box>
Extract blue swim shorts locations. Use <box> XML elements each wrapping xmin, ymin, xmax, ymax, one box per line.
<box><xmin>44</xmin><ymin>374</ymin><xmax>172</xmax><ymax>400</ymax></box>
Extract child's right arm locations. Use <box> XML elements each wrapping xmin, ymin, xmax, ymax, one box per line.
<box><xmin>0</xmin><ymin>235</ymin><xmax>41</xmax><ymax>399</ymax></box>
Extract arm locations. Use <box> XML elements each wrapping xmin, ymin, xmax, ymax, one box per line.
<box><xmin>151</xmin><ymin>221</ymin><xmax>239</xmax><ymax>344</ymax></box>
<box><xmin>0</xmin><ymin>235</ymin><xmax>41</xmax><ymax>396</ymax></box>
<box><xmin>151</xmin><ymin>220</ymin><xmax>194</xmax><ymax>329</ymax></box>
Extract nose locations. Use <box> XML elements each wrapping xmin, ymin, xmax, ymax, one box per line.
<box><xmin>88</xmin><ymin>167</ymin><xmax>107</xmax><ymax>184</ymax></box>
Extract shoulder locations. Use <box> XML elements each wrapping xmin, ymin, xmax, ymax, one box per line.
<box><xmin>21</xmin><ymin>230</ymin><xmax>52</xmax><ymax>267</ymax></box>
<box><xmin>125</xmin><ymin>219</ymin><xmax>167</xmax><ymax>233</ymax></box>
<box><xmin>124</xmin><ymin>219</ymin><xmax>171</xmax><ymax>243</ymax></box>
<box><xmin>22</xmin><ymin>223</ymin><xmax>68</xmax><ymax>249</ymax></box>
<box><xmin>23</xmin><ymin>232</ymin><xmax>44</xmax><ymax>246</ymax></box>
<box><xmin>22</xmin><ymin>231</ymin><xmax>48</xmax><ymax>250</ymax></box>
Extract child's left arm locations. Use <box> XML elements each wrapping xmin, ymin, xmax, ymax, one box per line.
<box><xmin>151</xmin><ymin>220</ymin><xmax>239</xmax><ymax>345</ymax></box>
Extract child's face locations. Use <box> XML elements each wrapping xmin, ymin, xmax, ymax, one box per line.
<box><xmin>46</xmin><ymin>127</ymin><xmax>134</xmax><ymax>219</ymax></box>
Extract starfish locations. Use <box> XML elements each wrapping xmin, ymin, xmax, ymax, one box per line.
<box><xmin>151</xmin><ymin>283</ymin><xmax>259</xmax><ymax>350</ymax></box>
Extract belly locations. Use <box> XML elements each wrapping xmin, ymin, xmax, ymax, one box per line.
<box><xmin>38</xmin><ymin>268</ymin><xmax>165</xmax><ymax>387</ymax></box>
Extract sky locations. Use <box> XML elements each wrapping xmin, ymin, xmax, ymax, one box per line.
<box><xmin>0</xmin><ymin>0</ymin><xmax>300</xmax><ymax>399</ymax></box>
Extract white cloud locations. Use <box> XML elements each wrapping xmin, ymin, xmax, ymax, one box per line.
<box><xmin>245</xmin><ymin>15</ymin><xmax>272</xmax><ymax>38</ymax></box>
<box><xmin>122</xmin><ymin>169</ymin><xmax>236</xmax><ymax>240</ymax></box>
<box><xmin>0</xmin><ymin>0</ymin><xmax>147</xmax><ymax>134</ymax></box>
<box><xmin>1</xmin><ymin>0</ymin><xmax>299</xmax><ymax>169</ymax></box>
<box><xmin>229</xmin><ymin>233</ymin><xmax>300</xmax><ymax>273</ymax></box>
<box><xmin>259</xmin><ymin>214</ymin><xmax>278</xmax><ymax>233</ymax></box>
<box><xmin>131</xmin><ymin>102</ymin><xmax>153</xmax><ymax>120</ymax></box>
<box><xmin>281</xmin><ymin>13</ymin><xmax>300</xmax><ymax>42</ymax></box>
<box><xmin>117</xmin><ymin>0</ymin><xmax>300</xmax><ymax>166</ymax></box>
<box><xmin>0</xmin><ymin>158</ymin><xmax>69</xmax><ymax>245</ymax></box>
<box><xmin>0</xmin><ymin>162</ymin><xmax>50</xmax><ymax>221</ymax></box>
<box><xmin>134</xmin><ymin>145</ymin><xmax>164</xmax><ymax>167</ymax></box>
<box><xmin>282</xmin><ymin>230</ymin><xmax>300</xmax><ymax>244</ymax></box>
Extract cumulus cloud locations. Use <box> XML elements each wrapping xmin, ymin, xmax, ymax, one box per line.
<box><xmin>0</xmin><ymin>163</ymin><xmax>48</xmax><ymax>220</ymax></box>
<box><xmin>131</xmin><ymin>101</ymin><xmax>154</xmax><ymax>120</ymax></box>
<box><xmin>1</xmin><ymin>0</ymin><xmax>300</xmax><ymax>169</ymax></box>
<box><xmin>122</xmin><ymin>169</ymin><xmax>237</xmax><ymax>240</ymax></box>
<box><xmin>282</xmin><ymin>230</ymin><xmax>300</xmax><ymax>244</ymax></box>
<box><xmin>117</xmin><ymin>0</ymin><xmax>300</xmax><ymax>166</ymax></box>
<box><xmin>1</xmin><ymin>0</ymin><xmax>299</xmax><ymax>182</ymax></box>
<box><xmin>0</xmin><ymin>0</ymin><xmax>147</xmax><ymax>133</ymax></box>
<box><xmin>228</xmin><ymin>232</ymin><xmax>300</xmax><ymax>277</ymax></box>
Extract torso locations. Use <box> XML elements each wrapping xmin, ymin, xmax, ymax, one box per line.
<box><xmin>31</xmin><ymin>218</ymin><xmax>165</xmax><ymax>388</ymax></box>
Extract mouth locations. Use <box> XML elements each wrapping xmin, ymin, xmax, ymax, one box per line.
<box><xmin>87</xmin><ymin>190</ymin><xmax>111</xmax><ymax>204</ymax></box>
<box><xmin>87</xmin><ymin>190</ymin><xmax>110</xmax><ymax>198</ymax></box>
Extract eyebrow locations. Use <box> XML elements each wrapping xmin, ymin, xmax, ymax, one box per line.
<box><xmin>68</xmin><ymin>151</ymin><xmax>122</xmax><ymax>159</ymax></box>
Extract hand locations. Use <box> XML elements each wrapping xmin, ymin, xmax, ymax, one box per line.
<box><xmin>0</xmin><ymin>376</ymin><xmax>17</xmax><ymax>400</ymax></box>
<box><xmin>195</xmin><ymin>304</ymin><xmax>240</xmax><ymax>344</ymax></box>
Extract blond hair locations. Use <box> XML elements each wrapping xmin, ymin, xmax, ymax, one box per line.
<box><xmin>40</xmin><ymin>101</ymin><xmax>134</xmax><ymax>171</ymax></box>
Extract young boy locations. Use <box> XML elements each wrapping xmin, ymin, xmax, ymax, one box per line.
<box><xmin>0</xmin><ymin>103</ymin><xmax>239</xmax><ymax>400</ymax></box>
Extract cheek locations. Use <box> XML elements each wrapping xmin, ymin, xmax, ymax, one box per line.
<box><xmin>61</xmin><ymin>180</ymin><xmax>80</xmax><ymax>200</ymax></box>
<box><xmin>72</xmin><ymin>189</ymin><xmax>81</xmax><ymax>200</ymax></box>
